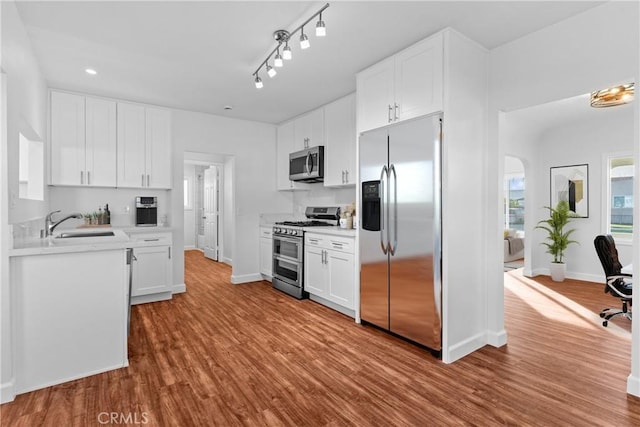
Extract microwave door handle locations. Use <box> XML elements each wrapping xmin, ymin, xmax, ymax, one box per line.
<box><xmin>305</xmin><ymin>152</ymin><xmax>312</xmax><ymax>175</ymax></box>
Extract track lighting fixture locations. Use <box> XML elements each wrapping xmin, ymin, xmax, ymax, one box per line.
<box><xmin>252</xmin><ymin>3</ymin><xmax>329</xmax><ymax>89</ymax></box>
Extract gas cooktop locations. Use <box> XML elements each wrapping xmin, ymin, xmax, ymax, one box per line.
<box><xmin>275</xmin><ymin>220</ymin><xmax>335</xmax><ymax>227</ymax></box>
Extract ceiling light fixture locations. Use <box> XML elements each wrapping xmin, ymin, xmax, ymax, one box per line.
<box><xmin>251</xmin><ymin>3</ymin><xmax>329</xmax><ymax>89</ymax></box>
<box><xmin>590</xmin><ymin>83</ymin><xmax>635</xmax><ymax>108</ymax></box>
<box><xmin>85</xmin><ymin>68</ymin><xmax>97</xmax><ymax>75</ymax></box>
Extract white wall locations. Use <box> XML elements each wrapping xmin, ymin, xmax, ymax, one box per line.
<box><xmin>1</xmin><ymin>0</ymin><xmax>49</xmax><ymax>403</ymax></box>
<box><xmin>171</xmin><ymin>110</ymin><xmax>292</xmax><ymax>285</ymax></box>
<box><xmin>488</xmin><ymin>1</ymin><xmax>639</xmax><ymax>394</ymax></box>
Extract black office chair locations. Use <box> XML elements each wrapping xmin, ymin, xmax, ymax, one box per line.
<box><xmin>593</xmin><ymin>235</ymin><xmax>632</xmax><ymax>327</ymax></box>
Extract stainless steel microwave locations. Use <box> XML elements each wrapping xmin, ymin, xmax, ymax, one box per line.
<box><xmin>289</xmin><ymin>146</ymin><xmax>324</xmax><ymax>183</ymax></box>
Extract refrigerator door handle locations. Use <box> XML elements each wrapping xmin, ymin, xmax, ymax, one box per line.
<box><xmin>380</xmin><ymin>165</ymin><xmax>389</xmax><ymax>254</ymax></box>
<box><xmin>389</xmin><ymin>163</ymin><xmax>398</xmax><ymax>255</ymax></box>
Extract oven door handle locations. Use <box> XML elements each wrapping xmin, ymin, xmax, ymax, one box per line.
<box><xmin>273</xmin><ymin>254</ymin><xmax>301</xmax><ymax>264</ymax></box>
<box><xmin>273</xmin><ymin>234</ymin><xmax>302</xmax><ymax>245</ymax></box>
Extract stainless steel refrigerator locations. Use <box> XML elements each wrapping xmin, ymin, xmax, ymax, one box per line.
<box><xmin>359</xmin><ymin>114</ymin><xmax>442</xmax><ymax>352</ymax></box>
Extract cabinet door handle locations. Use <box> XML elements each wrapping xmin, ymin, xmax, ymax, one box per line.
<box><xmin>147</xmin><ymin>174</ymin><xmax>150</xmax><ymax>187</ymax></box>
<box><xmin>80</xmin><ymin>171</ymin><xmax>84</xmax><ymax>185</ymax></box>
<box><xmin>168</xmin><ymin>247</ymin><xmax>171</xmax><ymax>259</ymax></box>
<box><xmin>341</xmin><ymin>170</ymin><xmax>345</xmax><ymax>184</ymax></box>
<box><xmin>388</xmin><ymin>105</ymin><xmax>393</xmax><ymax>123</ymax></box>
<box><xmin>345</xmin><ymin>170</ymin><xmax>349</xmax><ymax>183</ymax></box>
<box><xmin>143</xmin><ymin>238</ymin><xmax>160</xmax><ymax>242</ymax></box>
<box><xmin>141</xmin><ymin>174</ymin><xmax>145</xmax><ymax>187</ymax></box>
<box><xmin>87</xmin><ymin>171</ymin><xmax>91</xmax><ymax>185</ymax></box>
<box><xmin>394</xmin><ymin>103</ymin><xmax>399</xmax><ymax>121</ymax></box>
<box><xmin>321</xmin><ymin>250</ymin><xmax>325</xmax><ymax>264</ymax></box>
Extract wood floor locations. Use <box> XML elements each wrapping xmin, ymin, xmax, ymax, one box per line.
<box><xmin>2</xmin><ymin>252</ymin><xmax>639</xmax><ymax>426</ymax></box>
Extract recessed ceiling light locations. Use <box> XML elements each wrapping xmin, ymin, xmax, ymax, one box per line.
<box><xmin>85</xmin><ymin>68</ymin><xmax>97</xmax><ymax>75</ymax></box>
<box><xmin>224</xmin><ymin>105</ymin><xmax>233</xmax><ymax>111</ymax></box>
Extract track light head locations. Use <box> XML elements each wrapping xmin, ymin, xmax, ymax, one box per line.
<box><xmin>316</xmin><ymin>13</ymin><xmax>326</xmax><ymax>37</ymax></box>
<box><xmin>266</xmin><ymin>64</ymin><xmax>277</xmax><ymax>78</ymax></box>
<box><xmin>300</xmin><ymin>28</ymin><xmax>310</xmax><ymax>50</ymax></box>
<box><xmin>254</xmin><ymin>75</ymin><xmax>263</xmax><ymax>89</ymax></box>
<box><xmin>274</xmin><ymin>48</ymin><xmax>283</xmax><ymax>67</ymax></box>
<box><xmin>283</xmin><ymin>42</ymin><xmax>292</xmax><ymax>60</ymax></box>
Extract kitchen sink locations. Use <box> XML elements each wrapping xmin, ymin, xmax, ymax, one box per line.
<box><xmin>57</xmin><ymin>231</ymin><xmax>115</xmax><ymax>238</ymax></box>
<box><xmin>49</xmin><ymin>229</ymin><xmax>129</xmax><ymax>246</ymax></box>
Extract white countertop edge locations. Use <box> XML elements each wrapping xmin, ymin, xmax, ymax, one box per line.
<box><xmin>303</xmin><ymin>227</ymin><xmax>356</xmax><ymax>237</ymax></box>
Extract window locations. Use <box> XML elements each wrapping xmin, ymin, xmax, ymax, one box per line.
<box><xmin>606</xmin><ymin>154</ymin><xmax>633</xmax><ymax>241</ymax></box>
<box><xmin>184</xmin><ymin>176</ymin><xmax>193</xmax><ymax>210</ymax></box>
<box><xmin>504</xmin><ymin>175</ymin><xmax>525</xmax><ymax>231</ymax></box>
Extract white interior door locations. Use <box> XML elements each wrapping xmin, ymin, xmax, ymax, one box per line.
<box><xmin>204</xmin><ymin>166</ymin><xmax>219</xmax><ymax>261</ymax></box>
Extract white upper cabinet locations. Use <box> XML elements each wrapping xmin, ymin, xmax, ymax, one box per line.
<box><xmin>50</xmin><ymin>91</ymin><xmax>116</xmax><ymax>187</ymax></box>
<box><xmin>117</xmin><ymin>103</ymin><xmax>172</xmax><ymax>189</ymax></box>
<box><xmin>294</xmin><ymin>109</ymin><xmax>324</xmax><ymax>150</ymax></box>
<box><xmin>324</xmin><ymin>93</ymin><xmax>356</xmax><ymax>187</ymax></box>
<box><xmin>356</xmin><ymin>57</ymin><xmax>395</xmax><ymax>134</ymax></box>
<box><xmin>356</xmin><ymin>33</ymin><xmax>443</xmax><ymax>133</ymax></box>
<box><xmin>276</xmin><ymin>120</ymin><xmax>309</xmax><ymax>191</ymax></box>
<box><xmin>145</xmin><ymin>108</ymin><xmax>172</xmax><ymax>189</ymax></box>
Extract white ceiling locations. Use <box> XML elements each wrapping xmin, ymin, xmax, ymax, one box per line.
<box><xmin>14</xmin><ymin>1</ymin><xmax>606</xmax><ymax>124</ymax></box>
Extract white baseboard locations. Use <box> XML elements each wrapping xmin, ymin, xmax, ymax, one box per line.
<box><xmin>443</xmin><ymin>332</ymin><xmax>486</xmax><ymax>364</ymax></box>
<box><xmin>222</xmin><ymin>256</ymin><xmax>232</xmax><ymax>266</ymax></box>
<box><xmin>628</xmin><ymin>374</ymin><xmax>640</xmax><ymax>397</ymax></box>
<box><xmin>0</xmin><ymin>380</ymin><xmax>15</xmax><ymax>404</ymax></box>
<box><xmin>183</xmin><ymin>245</ymin><xmax>197</xmax><ymax>250</ymax></box>
<box><xmin>172</xmin><ymin>283</ymin><xmax>186</xmax><ymax>294</ymax></box>
<box><xmin>230</xmin><ymin>273</ymin><xmax>263</xmax><ymax>284</ymax></box>
<box><xmin>486</xmin><ymin>329</ymin><xmax>508</xmax><ymax>347</ymax></box>
<box><xmin>528</xmin><ymin>268</ymin><xmax>600</xmax><ymax>283</ymax></box>
<box><xmin>130</xmin><ymin>291</ymin><xmax>172</xmax><ymax>305</ymax></box>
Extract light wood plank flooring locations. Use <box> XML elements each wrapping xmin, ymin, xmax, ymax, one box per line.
<box><xmin>1</xmin><ymin>252</ymin><xmax>639</xmax><ymax>426</ymax></box>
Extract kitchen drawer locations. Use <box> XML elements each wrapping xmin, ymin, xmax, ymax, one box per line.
<box><xmin>128</xmin><ymin>231</ymin><xmax>172</xmax><ymax>246</ymax></box>
<box><xmin>305</xmin><ymin>233</ymin><xmax>354</xmax><ymax>254</ymax></box>
<box><xmin>260</xmin><ymin>227</ymin><xmax>273</xmax><ymax>238</ymax></box>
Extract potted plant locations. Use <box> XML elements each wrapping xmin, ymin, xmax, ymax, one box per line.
<box><xmin>535</xmin><ymin>200</ymin><xmax>579</xmax><ymax>282</ymax></box>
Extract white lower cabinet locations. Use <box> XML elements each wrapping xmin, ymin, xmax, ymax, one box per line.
<box><xmin>129</xmin><ymin>232</ymin><xmax>173</xmax><ymax>304</ymax></box>
<box><xmin>304</xmin><ymin>233</ymin><xmax>355</xmax><ymax>315</ymax></box>
<box><xmin>259</xmin><ymin>227</ymin><xmax>273</xmax><ymax>280</ymax></box>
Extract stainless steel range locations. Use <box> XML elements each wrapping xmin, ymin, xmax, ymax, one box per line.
<box><xmin>272</xmin><ymin>207</ymin><xmax>340</xmax><ymax>299</ymax></box>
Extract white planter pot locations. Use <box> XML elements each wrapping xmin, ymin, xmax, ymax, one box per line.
<box><xmin>550</xmin><ymin>262</ymin><xmax>566</xmax><ymax>282</ymax></box>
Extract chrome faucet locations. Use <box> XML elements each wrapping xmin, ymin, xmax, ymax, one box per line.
<box><xmin>45</xmin><ymin>210</ymin><xmax>83</xmax><ymax>237</ymax></box>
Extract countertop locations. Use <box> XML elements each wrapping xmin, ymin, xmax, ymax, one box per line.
<box><xmin>10</xmin><ymin>226</ymin><xmax>174</xmax><ymax>257</ymax></box>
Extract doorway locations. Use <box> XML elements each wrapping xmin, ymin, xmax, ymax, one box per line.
<box><xmin>183</xmin><ymin>153</ymin><xmax>234</xmax><ymax>266</ymax></box>
<box><xmin>503</xmin><ymin>156</ymin><xmax>525</xmax><ymax>271</ymax></box>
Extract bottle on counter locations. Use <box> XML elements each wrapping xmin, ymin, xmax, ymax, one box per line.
<box><xmin>98</xmin><ymin>207</ymin><xmax>103</xmax><ymax>225</ymax></box>
<box><xmin>104</xmin><ymin>204</ymin><xmax>111</xmax><ymax>225</ymax></box>
<box><xmin>346</xmin><ymin>212</ymin><xmax>353</xmax><ymax>229</ymax></box>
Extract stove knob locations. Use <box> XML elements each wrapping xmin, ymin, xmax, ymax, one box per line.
<box><xmin>275</xmin><ymin>227</ymin><xmax>280</xmax><ymax>233</ymax></box>
<box><xmin>286</xmin><ymin>229</ymin><xmax>292</xmax><ymax>235</ymax></box>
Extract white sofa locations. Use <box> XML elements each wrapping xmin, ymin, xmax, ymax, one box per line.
<box><xmin>504</xmin><ymin>229</ymin><xmax>525</xmax><ymax>262</ymax></box>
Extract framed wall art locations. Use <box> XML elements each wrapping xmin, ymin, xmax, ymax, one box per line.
<box><xmin>550</xmin><ymin>164</ymin><xmax>589</xmax><ymax>218</ymax></box>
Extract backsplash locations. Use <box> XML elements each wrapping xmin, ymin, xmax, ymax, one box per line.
<box><xmin>48</xmin><ymin>187</ymin><xmax>171</xmax><ymax>229</ymax></box>
<box><xmin>292</xmin><ymin>186</ymin><xmax>356</xmax><ymax>219</ymax></box>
